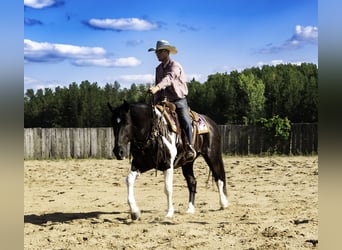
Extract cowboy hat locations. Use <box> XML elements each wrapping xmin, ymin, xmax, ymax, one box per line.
<box><xmin>148</xmin><ymin>40</ymin><xmax>178</xmax><ymax>54</ymax></box>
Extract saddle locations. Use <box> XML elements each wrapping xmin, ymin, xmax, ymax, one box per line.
<box><xmin>155</xmin><ymin>102</ymin><xmax>209</xmax><ymax>143</ymax></box>
<box><xmin>155</xmin><ymin>102</ymin><xmax>178</xmax><ymax>133</ymax></box>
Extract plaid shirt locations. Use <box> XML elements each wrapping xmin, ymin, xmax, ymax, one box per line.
<box><xmin>154</xmin><ymin>59</ymin><xmax>188</xmax><ymax>104</ymax></box>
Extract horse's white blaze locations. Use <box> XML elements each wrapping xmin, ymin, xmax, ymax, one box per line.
<box><xmin>126</xmin><ymin>170</ymin><xmax>140</xmax><ymax>215</ymax></box>
<box><xmin>217</xmin><ymin>179</ymin><xmax>229</xmax><ymax>208</ymax></box>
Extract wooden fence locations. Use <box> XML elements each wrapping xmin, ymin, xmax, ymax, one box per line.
<box><xmin>24</xmin><ymin>128</ymin><xmax>114</xmax><ymax>160</ymax></box>
<box><xmin>218</xmin><ymin>123</ymin><xmax>317</xmax><ymax>155</ymax></box>
<box><xmin>24</xmin><ymin>124</ymin><xmax>317</xmax><ymax>159</ymax></box>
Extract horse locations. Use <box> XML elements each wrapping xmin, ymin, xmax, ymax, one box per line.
<box><xmin>107</xmin><ymin>100</ymin><xmax>228</xmax><ymax>220</ymax></box>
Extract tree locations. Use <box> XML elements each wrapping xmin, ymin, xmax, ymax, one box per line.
<box><xmin>299</xmin><ymin>63</ymin><xmax>318</xmax><ymax>122</ymax></box>
<box><xmin>24</xmin><ymin>89</ymin><xmax>39</xmax><ymax>127</ymax></box>
<box><xmin>79</xmin><ymin>81</ymin><xmax>102</xmax><ymax>127</ymax></box>
<box><xmin>23</xmin><ymin>63</ymin><xmax>318</xmax><ymax>127</ymax></box>
<box><xmin>236</xmin><ymin>73</ymin><xmax>265</xmax><ymax>124</ymax></box>
<box><xmin>59</xmin><ymin>83</ymin><xmax>82</xmax><ymax>127</ymax></box>
<box><xmin>187</xmin><ymin>78</ymin><xmax>207</xmax><ymax>114</ymax></box>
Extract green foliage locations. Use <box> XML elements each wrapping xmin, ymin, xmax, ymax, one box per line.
<box><xmin>256</xmin><ymin>115</ymin><xmax>291</xmax><ymax>154</ymax></box>
<box><xmin>261</xmin><ymin>63</ymin><xmax>317</xmax><ymax>122</ymax></box>
<box><xmin>24</xmin><ymin>81</ymin><xmax>151</xmax><ymax>128</ymax></box>
<box><xmin>256</xmin><ymin>115</ymin><xmax>291</xmax><ymax>140</ymax></box>
<box><xmin>237</xmin><ymin>73</ymin><xmax>265</xmax><ymax>124</ymax></box>
<box><xmin>24</xmin><ymin>63</ymin><xmax>318</xmax><ymax>128</ymax></box>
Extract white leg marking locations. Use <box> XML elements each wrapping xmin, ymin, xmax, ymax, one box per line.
<box><xmin>217</xmin><ymin>179</ymin><xmax>229</xmax><ymax>209</ymax></box>
<box><xmin>186</xmin><ymin>202</ymin><xmax>195</xmax><ymax>214</ymax></box>
<box><xmin>164</xmin><ymin>167</ymin><xmax>174</xmax><ymax>218</ymax></box>
<box><xmin>126</xmin><ymin>170</ymin><xmax>140</xmax><ymax>219</ymax></box>
<box><xmin>153</xmin><ymin>110</ymin><xmax>178</xmax><ymax>218</ymax></box>
<box><xmin>161</xmin><ymin>134</ymin><xmax>177</xmax><ymax>160</ymax></box>
<box><xmin>162</xmin><ymin>132</ymin><xmax>177</xmax><ymax>218</ymax></box>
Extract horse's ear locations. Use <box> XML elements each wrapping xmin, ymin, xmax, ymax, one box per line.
<box><xmin>107</xmin><ymin>102</ymin><xmax>113</xmax><ymax>112</ymax></box>
<box><xmin>123</xmin><ymin>100</ymin><xmax>130</xmax><ymax>111</ymax></box>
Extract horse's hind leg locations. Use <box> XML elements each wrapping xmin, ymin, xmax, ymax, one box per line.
<box><xmin>203</xmin><ymin>154</ymin><xmax>229</xmax><ymax>209</ymax></box>
<box><xmin>182</xmin><ymin>162</ymin><xmax>197</xmax><ymax>213</ymax></box>
<box><xmin>216</xmin><ymin>177</ymin><xmax>229</xmax><ymax>209</ymax></box>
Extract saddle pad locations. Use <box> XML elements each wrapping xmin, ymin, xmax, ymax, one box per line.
<box><xmin>192</xmin><ymin>112</ymin><xmax>209</xmax><ymax>134</ymax></box>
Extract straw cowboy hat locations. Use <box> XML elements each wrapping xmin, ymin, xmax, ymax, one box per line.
<box><xmin>148</xmin><ymin>40</ymin><xmax>178</xmax><ymax>54</ymax></box>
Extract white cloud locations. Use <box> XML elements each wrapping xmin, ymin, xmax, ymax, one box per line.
<box><xmin>86</xmin><ymin>18</ymin><xmax>158</xmax><ymax>31</ymax></box>
<box><xmin>216</xmin><ymin>60</ymin><xmax>304</xmax><ymax>76</ymax></box>
<box><xmin>256</xmin><ymin>60</ymin><xmax>303</xmax><ymax>67</ymax></box>
<box><xmin>116</xmin><ymin>73</ymin><xmax>206</xmax><ymax>84</ymax></box>
<box><xmin>270</xmin><ymin>59</ymin><xmax>286</xmax><ymax>65</ymax></box>
<box><xmin>24</xmin><ymin>76</ymin><xmax>38</xmax><ymax>85</ymax></box>
<box><xmin>258</xmin><ymin>25</ymin><xmax>318</xmax><ymax>54</ymax></box>
<box><xmin>24</xmin><ymin>39</ymin><xmax>106</xmax><ymax>63</ymax></box>
<box><xmin>24</xmin><ymin>39</ymin><xmax>140</xmax><ymax>67</ymax></box>
<box><xmin>24</xmin><ymin>76</ymin><xmax>64</xmax><ymax>93</ymax></box>
<box><xmin>73</xmin><ymin>57</ymin><xmax>141</xmax><ymax>67</ymax></box>
<box><xmin>24</xmin><ymin>0</ymin><xmax>59</xmax><ymax>9</ymax></box>
<box><xmin>118</xmin><ymin>74</ymin><xmax>154</xmax><ymax>83</ymax></box>
<box><xmin>293</xmin><ymin>25</ymin><xmax>318</xmax><ymax>43</ymax></box>
<box><xmin>215</xmin><ymin>65</ymin><xmax>245</xmax><ymax>74</ymax></box>
<box><xmin>186</xmin><ymin>73</ymin><xmax>206</xmax><ymax>82</ymax></box>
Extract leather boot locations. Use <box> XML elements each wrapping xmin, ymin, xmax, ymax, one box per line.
<box><xmin>185</xmin><ymin>144</ymin><xmax>196</xmax><ymax>161</ymax></box>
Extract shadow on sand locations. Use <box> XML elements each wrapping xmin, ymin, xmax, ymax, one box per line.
<box><xmin>24</xmin><ymin>211</ymin><xmax>122</xmax><ymax>225</ymax></box>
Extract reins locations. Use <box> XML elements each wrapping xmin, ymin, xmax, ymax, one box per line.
<box><xmin>128</xmin><ymin>94</ymin><xmax>172</xmax><ymax>176</ymax></box>
<box><xmin>149</xmin><ymin>95</ymin><xmax>171</xmax><ymax>176</ymax></box>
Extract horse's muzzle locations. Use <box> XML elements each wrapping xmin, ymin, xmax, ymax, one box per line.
<box><xmin>113</xmin><ymin>146</ymin><xmax>126</xmax><ymax>160</ymax></box>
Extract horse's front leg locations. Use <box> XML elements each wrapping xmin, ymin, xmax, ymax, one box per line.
<box><xmin>182</xmin><ymin>163</ymin><xmax>196</xmax><ymax>213</ymax></box>
<box><xmin>161</xmin><ymin>133</ymin><xmax>177</xmax><ymax>218</ymax></box>
<box><xmin>164</xmin><ymin>167</ymin><xmax>174</xmax><ymax>218</ymax></box>
<box><xmin>126</xmin><ymin>170</ymin><xmax>141</xmax><ymax>220</ymax></box>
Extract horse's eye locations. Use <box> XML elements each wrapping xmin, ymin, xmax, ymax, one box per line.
<box><xmin>116</xmin><ymin>117</ymin><xmax>121</xmax><ymax>124</ymax></box>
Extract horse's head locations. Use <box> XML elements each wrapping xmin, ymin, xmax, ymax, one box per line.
<box><xmin>108</xmin><ymin>101</ymin><xmax>132</xmax><ymax>160</ymax></box>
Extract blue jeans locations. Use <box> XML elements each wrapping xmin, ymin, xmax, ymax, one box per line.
<box><xmin>174</xmin><ymin>98</ymin><xmax>193</xmax><ymax>145</ymax></box>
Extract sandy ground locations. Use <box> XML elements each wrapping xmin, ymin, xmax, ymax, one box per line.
<box><xmin>24</xmin><ymin>156</ymin><xmax>318</xmax><ymax>249</ymax></box>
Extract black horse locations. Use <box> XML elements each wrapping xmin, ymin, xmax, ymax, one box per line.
<box><xmin>108</xmin><ymin>101</ymin><xmax>228</xmax><ymax>220</ymax></box>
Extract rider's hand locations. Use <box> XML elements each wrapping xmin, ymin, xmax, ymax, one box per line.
<box><xmin>149</xmin><ymin>85</ymin><xmax>160</xmax><ymax>94</ymax></box>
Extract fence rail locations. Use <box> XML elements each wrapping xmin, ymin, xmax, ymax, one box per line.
<box><xmin>24</xmin><ymin>124</ymin><xmax>317</xmax><ymax>159</ymax></box>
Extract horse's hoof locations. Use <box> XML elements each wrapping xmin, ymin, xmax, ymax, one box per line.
<box><xmin>165</xmin><ymin>212</ymin><xmax>174</xmax><ymax>218</ymax></box>
<box><xmin>131</xmin><ymin>211</ymin><xmax>141</xmax><ymax>220</ymax></box>
<box><xmin>186</xmin><ymin>208</ymin><xmax>195</xmax><ymax>214</ymax></box>
<box><xmin>165</xmin><ymin>209</ymin><xmax>174</xmax><ymax>218</ymax></box>
<box><xmin>220</xmin><ymin>200</ymin><xmax>229</xmax><ymax>209</ymax></box>
<box><xmin>186</xmin><ymin>202</ymin><xmax>195</xmax><ymax>214</ymax></box>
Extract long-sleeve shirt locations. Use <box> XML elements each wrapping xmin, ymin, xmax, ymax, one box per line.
<box><xmin>153</xmin><ymin>59</ymin><xmax>188</xmax><ymax>104</ymax></box>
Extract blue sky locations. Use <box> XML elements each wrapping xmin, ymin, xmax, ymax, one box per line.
<box><xmin>24</xmin><ymin>0</ymin><xmax>318</xmax><ymax>92</ymax></box>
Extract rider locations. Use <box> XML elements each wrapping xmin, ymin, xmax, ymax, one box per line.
<box><xmin>148</xmin><ymin>40</ymin><xmax>196</xmax><ymax>161</ymax></box>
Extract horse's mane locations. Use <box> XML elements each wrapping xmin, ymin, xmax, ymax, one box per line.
<box><xmin>128</xmin><ymin>103</ymin><xmax>153</xmax><ymax>122</ymax></box>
